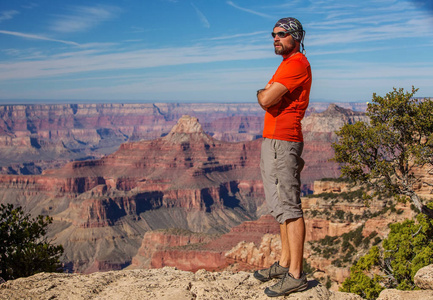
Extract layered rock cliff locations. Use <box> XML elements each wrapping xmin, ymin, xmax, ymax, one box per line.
<box><xmin>0</xmin><ymin>104</ymin><xmax>374</xmax><ymax>277</ymax></box>
<box><xmin>0</xmin><ymin>102</ymin><xmax>365</xmax><ymax>177</ymax></box>
<box><xmin>0</xmin><ymin>103</ymin><xmax>266</xmax><ymax>173</ymax></box>
<box><xmin>301</xmin><ymin>104</ymin><xmax>368</xmax><ymax>191</ymax></box>
<box><xmin>0</xmin><ymin>115</ymin><xmax>267</xmax><ymax>272</ymax></box>
<box><xmin>126</xmin><ymin>178</ymin><xmax>424</xmax><ymax>290</ymax></box>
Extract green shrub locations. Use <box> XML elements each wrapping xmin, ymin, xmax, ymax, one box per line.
<box><xmin>340</xmin><ymin>214</ymin><xmax>433</xmax><ymax>298</ymax></box>
<box><xmin>0</xmin><ymin>204</ymin><xmax>64</xmax><ymax>281</ymax></box>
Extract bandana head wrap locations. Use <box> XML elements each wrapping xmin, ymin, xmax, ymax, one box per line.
<box><xmin>274</xmin><ymin>17</ymin><xmax>304</xmax><ymax>42</ymax></box>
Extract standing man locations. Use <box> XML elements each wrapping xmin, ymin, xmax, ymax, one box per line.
<box><xmin>254</xmin><ymin>17</ymin><xmax>312</xmax><ymax>297</ymax></box>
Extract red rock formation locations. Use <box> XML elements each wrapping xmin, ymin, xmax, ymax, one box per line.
<box><xmin>130</xmin><ymin>215</ymin><xmax>281</xmax><ymax>271</ymax></box>
<box><xmin>0</xmin><ymin>102</ymin><xmax>365</xmax><ymax>179</ymax></box>
<box><xmin>0</xmin><ymin>103</ymin><xmax>267</xmax><ymax>173</ymax></box>
<box><xmin>0</xmin><ymin>115</ymin><xmax>267</xmax><ymax>272</ymax></box>
<box><xmin>145</xmin><ymin>179</ymin><xmax>418</xmax><ymax>285</ymax></box>
<box><xmin>150</xmin><ymin>251</ymin><xmax>227</xmax><ymax>272</ymax></box>
<box><xmin>130</xmin><ymin>229</ymin><xmax>217</xmax><ymax>270</ymax></box>
<box><xmin>301</xmin><ymin>104</ymin><xmax>370</xmax><ymax>192</ymax></box>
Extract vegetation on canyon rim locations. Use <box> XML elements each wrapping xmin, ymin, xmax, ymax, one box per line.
<box><xmin>333</xmin><ymin>86</ymin><xmax>433</xmax><ymax>218</ymax></box>
<box><xmin>333</xmin><ymin>87</ymin><xmax>433</xmax><ymax>298</ymax></box>
<box><xmin>340</xmin><ymin>212</ymin><xmax>433</xmax><ymax>299</ymax></box>
<box><xmin>0</xmin><ymin>204</ymin><xmax>64</xmax><ymax>281</ymax></box>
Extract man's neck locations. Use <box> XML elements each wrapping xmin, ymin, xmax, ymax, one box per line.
<box><xmin>283</xmin><ymin>51</ymin><xmax>300</xmax><ymax>60</ymax></box>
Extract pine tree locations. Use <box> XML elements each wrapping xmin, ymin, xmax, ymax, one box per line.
<box><xmin>332</xmin><ymin>87</ymin><xmax>433</xmax><ymax>217</ymax></box>
<box><xmin>0</xmin><ymin>203</ymin><xmax>64</xmax><ymax>281</ymax></box>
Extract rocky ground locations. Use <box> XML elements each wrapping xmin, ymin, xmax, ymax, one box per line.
<box><xmin>2</xmin><ymin>264</ymin><xmax>433</xmax><ymax>300</ymax></box>
<box><xmin>0</xmin><ymin>267</ymin><xmax>359</xmax><ymax>300</ymax></box>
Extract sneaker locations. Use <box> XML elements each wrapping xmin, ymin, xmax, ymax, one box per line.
<box><xmin>264</xmin><ymin>272</ymin><xmax>308</xmax><ymax>297</ymax></box>
<box><xmin>253</xmin><ymin>262</ymin><xmax>289</xmax><ymax>282</ymax></box>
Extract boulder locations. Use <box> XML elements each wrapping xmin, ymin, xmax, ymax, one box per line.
<box><xmin>414</xmin><ymin>264</ymin><xmax>433</xmax><ymax>290</ymax></box>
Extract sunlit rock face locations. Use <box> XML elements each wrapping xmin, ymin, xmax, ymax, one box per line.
<box><xmin>0</xmin><ymin>115</ymin><xmax>266</xmax><ymax>272</ymax></box>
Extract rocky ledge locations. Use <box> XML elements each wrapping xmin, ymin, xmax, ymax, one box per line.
<box><xmin>0</xmin><ymin>267</ymin><xmax>360</xmax><ymax>300</ymax></box>
<box><xmin>2</xmin><ymin>265</ymin><xmax>433</xmax><ymax>299</ymax></box>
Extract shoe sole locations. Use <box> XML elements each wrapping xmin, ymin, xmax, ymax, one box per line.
<box><xmin>264</xmin><ymin>282</ymin><xmax>309</xmax><ymax>297</ymax></box>
<box><xmin>253</xmin><ymin>271</ymin><xmax>285</xmax><ymax>282</ymax></box>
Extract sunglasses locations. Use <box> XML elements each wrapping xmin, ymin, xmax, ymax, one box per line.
<box><xmin>271</xmin><ymin>30</ymin><xmax>294</xmax><ymax>38</ymax></box>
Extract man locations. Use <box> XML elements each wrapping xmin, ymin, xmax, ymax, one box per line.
<box><xmin>254</xmin><ymin>17</ymin><xmax>312</xmax><ymax>297</ymax></box>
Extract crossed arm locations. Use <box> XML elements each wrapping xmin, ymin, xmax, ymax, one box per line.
<box><xmin>257</xmin><ymin>82</ymin><xmax>288</xmax><ymax>110</ymax></box>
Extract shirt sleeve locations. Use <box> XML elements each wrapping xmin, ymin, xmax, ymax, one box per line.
<box><xmin>269</xmin><ymin>59</ymin><xmax>309</xmax><ymax>93</ymax></box>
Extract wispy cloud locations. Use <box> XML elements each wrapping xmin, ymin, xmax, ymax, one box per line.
<box><xmin>1</xmin><ymin>66</ymin><xmax>272</xmax><ymax>101</ymax></box>
<box><xmin>191</xmin><ymin>3</ymin><xmax>210</xmax><ymax>28</ymax></box>
<box><xmin>21</xmin><ymin>3</ymin><xmax>39</xmax><ymax>10</ymax></box>
<box><xmin>0</xmin><ymin>43</ymin><xmax>271</xmax><ymax>81</ymax></box>
<box><xmin>1</xmin><ymin>48</ymin><xmax>47</xmax><ymax>60</ymax></box>
<box><xmin>226</xmin><ymin>1</ymin><xmax>273</xmax><ymax>19</ymax></box>
<box><xmin>0</xmin><ymin>10</ymin><xmax>19</xmax><ymax>22</ymax></box>
<box><xmin>407</xmin><ymin>0</ymin><xmax>433</xmax><ymax>13</ymax></box>
<box><xmin>207</xmin><ymin>31</ymin><xmax>267</xmax><ymax>41</ymax></box>
<box><xmin>49</xmin><ymin>5</ymin><xmax>120</xmax><ymax>33</ymax></box>
<box><xmin>0</xmin><ymin>30</ymin><xmax>80</xmax><ymax>46</ymax></box>
<box><xmin>306</xmin><ymin>9</ymin><xmax>433</xmax><ymax>47</ymax></box>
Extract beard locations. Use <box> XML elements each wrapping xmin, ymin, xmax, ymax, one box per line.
<box><xmin>274</xmin><ymin>39</ymin><xmax>296</xmax><ymax>56</ymax></box>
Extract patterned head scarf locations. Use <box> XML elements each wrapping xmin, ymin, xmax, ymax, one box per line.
<box><xmin>274</xmin><ymin>17</ymin><xmax>304</xmax><ymax>42</ymax></box>
<box><xmin>274</xmin><ymin>17</ymin><xmax>306</xmax><ymax>53</ymax></box>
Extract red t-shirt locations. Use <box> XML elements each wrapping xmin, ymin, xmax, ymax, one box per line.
<box><xmin>263</xmin><ymin>53</ymin><xmax>312</xmax><ymax>142</ymax></box>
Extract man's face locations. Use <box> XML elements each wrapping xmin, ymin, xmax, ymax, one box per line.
<box><xmin>273</xmin><ymin>27</ymin><xmax>297</xmax><ymax>56</ymax></box>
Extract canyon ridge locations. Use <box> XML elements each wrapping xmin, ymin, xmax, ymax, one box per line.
<box><xmin>4</xmin><ymin>101</ymin><xmax>427</xmax><ymax>292</ymax></box>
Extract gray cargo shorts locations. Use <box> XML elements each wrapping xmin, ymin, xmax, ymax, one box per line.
<box><xmin>260</xmin><ymin>138</ymin><xmax>304</xmax><ymax>224</ymax></box>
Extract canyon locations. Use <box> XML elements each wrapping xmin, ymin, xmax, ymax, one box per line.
<box><xmin>0</xmin><ymin>102</ymin><xmax>365</xmax><ymax>175</ymax></box>
<box><xmin>2</xmin><ymin>101</ymin><xmax>419</xmax><ymax>290</ymax></box>
<box><xmin>0</xmin><ymin>114</ymin><xmax>266</xmax><ymax>272</ymax></box>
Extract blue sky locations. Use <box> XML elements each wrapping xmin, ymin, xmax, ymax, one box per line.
<box><xmin>0</xmin><ymin>0</ymin><xmax>432</xmax><ymax>103</ymax></box>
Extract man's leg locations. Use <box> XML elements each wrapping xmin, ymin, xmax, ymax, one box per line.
<box><xmin>278</xmin><ymin>221</ymin><xmax>290</xmax><ymax>268</ymax></box>
<box><xmin>279</xmin><ymin>217</ymin><xmax>305</xmax><ymax>275</ymax></box>
<box><xmin>254</xmin><ymin>139</ymin><xmax>290</xmax><ymax>282</ymax></box>
<box><xmin>287</xmin><ymin>217</ymin><xmax>305</xmax><ymax>278</ymax></box>
<box><xmin>263</xmin><ymin>216</ymin><xmax>307</xmax><ymax>297</ymax></box>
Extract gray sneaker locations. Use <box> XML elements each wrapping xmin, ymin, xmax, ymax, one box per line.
<box><xmin>264</xmin><ymin>272</ymin><xmax>308</xmax><ymax>297</ymax></box>
<box><xmin>253</xmin><ymin>262</ymin><xmax>289</xmax><ymax>282</ymax></box>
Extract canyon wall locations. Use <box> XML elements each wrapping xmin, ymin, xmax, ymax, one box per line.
<box><xmin>0</xmin><ymin>102</ymin><xmax>381</xmax><ymax>278</ymax></box>
<box><xmin>0</xmin><ymin>115</ymin><xmax>267</xmax><ymax>272</ymax></box>
<box><xmin>0</xmin><ymin>103</ymin><xmax>265</xmax><ymax>173</ymax></box>
<box><xmin>0</xmin><ymin>102</ymin><xmax>365</xmax><ymax>175</ymax></box>
<box><xmin>0</xmin><ymin>102</ymin><xmax>369</xmax><ymax>195</ymax></box>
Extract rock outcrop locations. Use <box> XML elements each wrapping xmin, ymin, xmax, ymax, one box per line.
<box><xmin>2</xmin><ymin>265</ymin><xmax>433</xmax><ymax>299</ymax></box>
<box><xmin>414</xmin><ymin>264</ymin><xmax>433</xmax><ymax>290</ymax></box>
<box><xmin>3</xmin><ymin>265</ymin><xmax>433</xmax><ymax>299</ymax></box>
<box><xmin>0</xmin><ymin>267</ymin><xmax>363</xmax><ymax>300</ymax></box>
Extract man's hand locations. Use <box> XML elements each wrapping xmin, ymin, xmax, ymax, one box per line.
<box><xmin>257</xmin><ymin>82</ymin><xmax>288</xmax><ymax>109</ymax></box>
<box><xmin>257</xmin><ymin>89</ymin><xmax>268</xmax><ymax>111</ymax></box>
